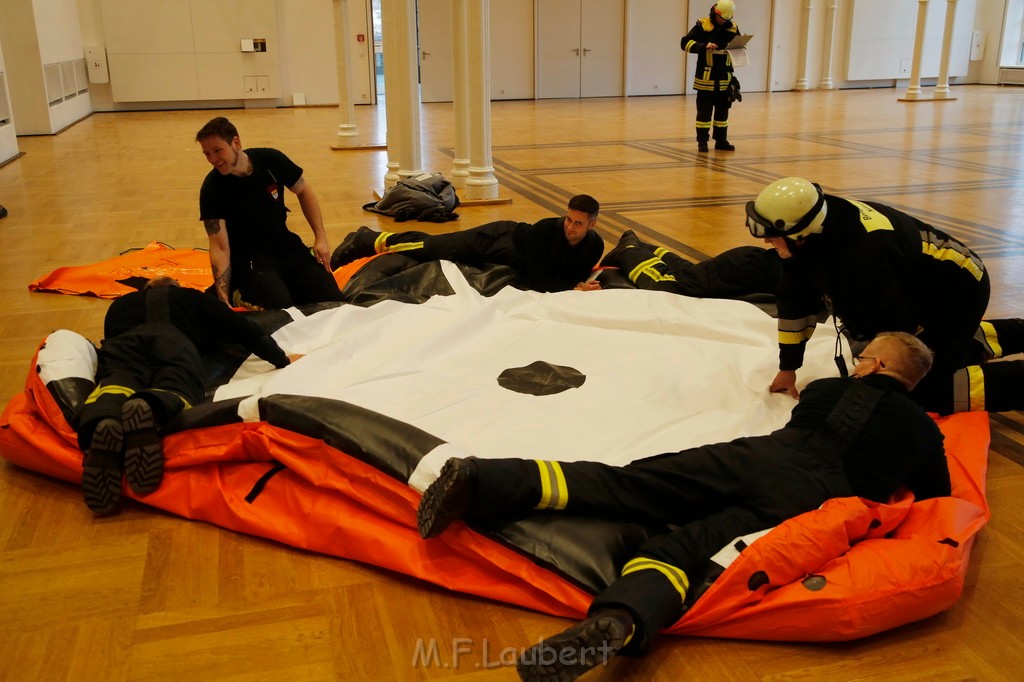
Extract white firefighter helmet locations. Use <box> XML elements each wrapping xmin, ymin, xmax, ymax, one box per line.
<box><xmin>714</xmin><ymin>0</ymin><xmax>736</xmax><ymax>21</ymax></box>
<box><xmin>745</xmin><ymin>177</ymin><xmax>827</xmax><ymax>240</ymax></box>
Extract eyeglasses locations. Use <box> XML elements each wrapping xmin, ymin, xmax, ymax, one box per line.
<box><xmin>854</xmin><ymin>355</ymin><xmax>886</xmax><ymax>368</ymax></box>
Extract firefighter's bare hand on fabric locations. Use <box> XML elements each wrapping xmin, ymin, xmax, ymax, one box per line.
<box><xmin>770</xmin><ymin>370</ymin><xmax>800</xmax><ymax>400</ymax></box>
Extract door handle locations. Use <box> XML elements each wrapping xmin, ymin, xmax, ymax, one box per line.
<box><xmin>572</xmin><ymin>48</ymin><xmax>580</xmax><ymax>56</ymax></box>
<box><xmin>422</xmin><ymin>51</ymin><xmax>431</xmax><ymax>59</ymax></box>
<box><xmin>582</xmin><ymin>48</ymin><xmax>592</xmax><ymax>56</ymax></box>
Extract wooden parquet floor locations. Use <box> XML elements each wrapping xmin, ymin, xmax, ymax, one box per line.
<box><xmin>1</xmin><ymin>85</ymin><xmax>1023</xmax><ymax>680</ymax></box>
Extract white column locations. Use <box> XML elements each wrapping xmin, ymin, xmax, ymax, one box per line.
<box><xmin>819</xmin><ymin>0</ymin><xmax>837</xmax><ymax>89</ymax></box>
<box><xmin>463</xmin><ymin>0</ymin><xmax>499</xmax><ymax>200</ymax></box>
<box><xmin>901</xmin><ymin>0</ymin><xmax>931</xmax><ymax>100</ymax></box>
<box><xmin>933</xmin><ymin>0</ymin><xmax>959</xmax><ymax>99</ymax></box>
<box><xmin>794</xmin><ymin>0</ymin><xmax>813</xmax><ymax>91</ymax></box>
<box><xmin>331</xmin><ymin>0</ymin><xmax>361</xmax><ymax>147</ymax></box>
<box><xmin>450</xmin><ymin>0</ymin><xmax>471</xmax><ymax>189</ymax></box>
<box><xmin>381</xmin><ymin>0</ymin><xmax>423</xmax><ymax>186</ymax></box>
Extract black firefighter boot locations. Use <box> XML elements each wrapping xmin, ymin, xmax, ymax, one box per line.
<box><xmin>713</xmin><ymin>128</ymin><xmax>735</xmax><ymax>151</ymax></box>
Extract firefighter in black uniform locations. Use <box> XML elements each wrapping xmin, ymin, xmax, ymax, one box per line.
<box><xmin>330</xmin><ymin>195</ymin><xmax>604</xmax><ymax>293</ymax></box>
<box><xmin>600</xmin><ymin>229</ymin><xmax>781</xmax><ymax>300</ymax></box>
<box><xmin>744</xmin><ymin>176</ymin><xmax>1024</xmax><ymax>416</ymax></box>
<box><xmin>597</xmin><ymin>227</ymin><xmax>1024</xmax><ymax>410</ymax></box>
<box><xmin>417</xmin><ymin>332</ymin><xmax>951</xmax><ymax>681</ymax></box>
<box><xmin>682</xmin><ymin>1</ymin><xmax>740</xmax><ymax>152</ymax></box>
<box><xmin>78</xmin><ymin>277</ymin><xmax>298</xmax><ymax>515</ymax></box>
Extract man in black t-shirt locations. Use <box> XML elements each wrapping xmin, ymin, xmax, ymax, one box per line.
<box><xmin>197</xmin><ymin>117</ymin><xmax>343</xmax><ymax>309</ymax></box>
<box><xmin>330</xmin><ymin>194</ymin><xmax>605</xmax><ymax>293</ymax></box>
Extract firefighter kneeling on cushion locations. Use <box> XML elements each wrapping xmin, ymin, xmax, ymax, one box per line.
<box><xmin>746</xmin><ymin>176</ymin><xmax>1024</xmax><ymax>416</ymax></box>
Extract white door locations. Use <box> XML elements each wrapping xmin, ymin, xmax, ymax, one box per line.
<box><xmin>580</xmin><ymin>0</ymin><xmax>623</xmax><ymax>97</ymax></box>
<box><xmin>537</xmin><ymin>0</ymin><xmax>583</xmax><ymax>98</ymax></box>
<box><xmin>537</xmin><ymin>0</ymin><xmax>623</xmax><ymax>99</ymax></box>
<box><xmin>418</xmin><ymin>0</ymin><xmax>454</xmax><ymax>102</ymax></box>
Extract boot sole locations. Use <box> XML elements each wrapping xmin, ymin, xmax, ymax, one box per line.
<box><xmin>83</xmin><ymin>419</ymin><xmax>124</xmax><ymax>515</ymax></box>
<box><xmin>123</xmin><ymin>399</ymin><xmax>163</xmax><ymax>495</ymax></box>
<box><xmin>417</xmin><ymin>458</ymin><xmax>475</xmax><ymax>539</ymax></box>
<box><xmin>516</xmin><ymin>615</ymin><xmax>627</xmax><ymax>681</ymax></box>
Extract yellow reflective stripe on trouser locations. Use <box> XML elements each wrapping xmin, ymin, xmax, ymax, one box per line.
<box><xmin>621</xmin><ymin>557</ymin><xmax>690</xmax><ymax>602</ymax></box>
<box><xmin>920</xmin><ymin>236</ymin><xmax>985</xmax><ymax>282</ymax></box>
<box><xmin>84</xmin><ymin>384</ymin><xmax>136</xmax><ymax>405</ymax></box>
<box><xmin>149</xmin><ymin>388</ymin><xmax>193</xmax><ymax>410</ymax></box>
<box><xmin>952</xmin><ymin>365</ymin><xmax>986</xmax><ymax>412</ymax></box>
<box><xmin>386</xmin><ymin>241</ymin><xmax>425</xmax><ymax>255</ymax></box>
<box><xmin>696</xmin><ymin>121</ymin><xmax>712</xmax><ymax>130</ymax></box>
<box><xmin>976</xmin><ymin>321</ymin><xmax>1002</xmax><ymax>359</ymax></box>
<box><xmin>628</xmin><ymin>257</ymin><xmax>677</xmax><ymax>284</ymax></box>
<box><xmin>534</xmin><ymin>460</ymin><xmax>568</xmax><ymax>511</ymax></box>
<box><xmin>712</xmin><ymin>120</ymin><xmax>729</xmax><ymax>129</ymax></box>
<box><xmin>373</xmin><ymin>231</ymin><xmax>394</xmax><ymax>254</ymax></box>
<box><xmin>653</xmin><ymin>247</ymin><xmax>670</xmax><ymax>258</ymax></box>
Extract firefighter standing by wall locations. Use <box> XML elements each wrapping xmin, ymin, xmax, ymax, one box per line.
<box><xmin>682</xmin><ymin>1</ymin><xmax>740</xmax><ymax>153</ymax></box>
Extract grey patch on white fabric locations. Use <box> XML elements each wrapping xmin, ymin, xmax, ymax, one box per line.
<box><xmin>497</xmin><ymin>361</ymin><xmax>585</xmax><ymax>396</ymax></box>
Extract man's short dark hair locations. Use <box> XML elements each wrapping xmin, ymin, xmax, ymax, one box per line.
<box><xmin>568</xmin><ymin>194</ymin><xmax>600</xmax><ymax>220</ymax></box>
<box><xmin>196</xmin><ymin>117</ymin><xmax>239</xmax><ymax>144</ymax></box>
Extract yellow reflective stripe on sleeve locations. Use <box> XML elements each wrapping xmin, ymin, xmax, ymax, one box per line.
<box><xmin>777</xmin><ymin>315</ymin><xmax>817</xmax><ymax>345</ymax></box>
<box><xmin>779</xmin><ymin>330</ymin><xmax>814</xmax><ymax>345</ymax></box>
<box><xmin>952</xmin><ymin>365</ymin><xmax>986</xmax><ymax>412</ymax></box>
<box><xmin>847</xmin><ymin>200</ymin><xmax>894</xmax><ymax>233</ymax></box>
<box><xmin>84</xmin><ymin>384</ymin><xmax>136</xmax><ymax>405</ymax></box>
<box><xmin>653</xmin><ymin>247</ymin><xmax>669</xmax><ymax>258</ymax></box>
<box><xmin>978</xmin><ymin>321</ymin><xmax>1002</xmax><ymax>359</ymax></box>
<box><xmin>621</xmin><ymin>557</ymin><xmax>690</xmax><ymax>601</ymax></box>
<box><xmin>534</xmin><ymin>460</ymin><xmax>568</xmax><ymax>511</ymax></box>
<box><xmin>684</xmin><ymin>39</ymin><xmax>698</xmax><ymax>52</ymax></box>
<box><xmin>373</xmin><ymin>231</ymin><xmax>393</xmax><ymax>254</ymax></box>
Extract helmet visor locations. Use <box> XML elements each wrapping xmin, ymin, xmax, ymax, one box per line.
<box><xmin>745</xmin><ymin>200</ymin><xmax>784</xmax><ymax>238</ymax></box>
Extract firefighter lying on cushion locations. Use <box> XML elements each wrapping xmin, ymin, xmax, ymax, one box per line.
<box><xmin>331</xmin><ymin>194</ymin><xmax>604</xmax><ymax>293</ymax></box>
<box><xmin>682</xmin><ymin>1</ymin><xmax>740</xmax><ymax>153</ymax></box>
<box><xmin>746</xmin><ymin>176</ymin><xmax>1024</xmax><ymax>415</ymax></box>
<box><xmin>598</xmin><ymin>230</ymin><xmax>1024</xmax><ymax>400</ymax></box>
<box><xmin>417</xmin><ymin>332</ymin><xmax>950</xmax><ymax>682</ymax></box>
<box><xmin>77</xmin><ymin>276</ymin><xmax>301</xmax><ymax>515</ymax></box>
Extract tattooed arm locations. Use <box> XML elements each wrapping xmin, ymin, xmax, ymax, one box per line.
<box><xmin>290</xmin><ymin>175</ymin><xmax>331</xmax><ymax>271</ymax></box>
<box><xmin>204</xmin><ymin>218</ymin><xmax>232</xmax><ymax>304</ymax></box>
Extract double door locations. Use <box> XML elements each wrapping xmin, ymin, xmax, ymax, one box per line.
<box><xmin>537</xmin><ymin>0</ymin><xmax>623</xmax><ymax>99</ymax></box>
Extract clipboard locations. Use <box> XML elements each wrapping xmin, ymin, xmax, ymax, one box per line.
<box><xmin>727</xmin><ymin>34</ymin><xmax>754</xmax><ymax>49</ymax></box>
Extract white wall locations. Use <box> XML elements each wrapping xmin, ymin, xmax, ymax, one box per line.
<box><xmin>67</xmin><ymin>0</ymin><xmax>1024</xmax><ymax>114</ymax></box>
<box><xmin>0</xmin><ymin>0</ymin><xmax>91</xmax><ymax>134</ymax></box>
<box><xmin>626</xmin><ymin>0</ymin><xmax>687</xmax><ymax>96</ymax></box>
<box><xmin>0</xmin><ymin>37</ymin><xmax>21</xmax><ymax>163</ymax></box>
